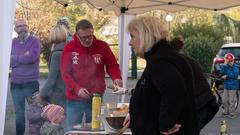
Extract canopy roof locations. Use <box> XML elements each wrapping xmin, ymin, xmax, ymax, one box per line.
<box><xmin>66</xmin><ymin>0</ymin><xmax>240</xmax><ymax>15</ymax></box>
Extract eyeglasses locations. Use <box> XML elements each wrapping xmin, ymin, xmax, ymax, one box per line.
<box><xmin>15</xmin><ymin>24</ymin><xmax>27</xmax><ymax>28</ymax></box>
<box><xmin>78</xmin><ymin>34</ymin><xmax>93</xmax><ymax>42</ymax></box>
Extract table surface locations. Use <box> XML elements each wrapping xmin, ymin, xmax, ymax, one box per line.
<box><xmin>65</xmin><ymin>130</ymin><xmax>132</xmax><ymax>135</ymax></box>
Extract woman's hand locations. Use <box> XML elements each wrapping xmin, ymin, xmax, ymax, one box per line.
<box><xmin>123</xmin><ymin>113</ymin><xmax>130</xmax><ymax>127</ymax></box>
<box><xmin>160</xmin><ymin>124</ymin><xmax>181</xmax><ymax>135</ymax></box>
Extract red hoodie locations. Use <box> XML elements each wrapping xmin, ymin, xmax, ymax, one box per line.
<box><xmin>60</xmin><ymin>34</ymin><xmax>121</xmax><ymax>100</ymax></box>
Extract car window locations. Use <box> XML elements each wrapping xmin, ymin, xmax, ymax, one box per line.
<box><xmin>218</xmin><ymin>47</ymin><xmax>240</xmax><ymax>58</ymax></box>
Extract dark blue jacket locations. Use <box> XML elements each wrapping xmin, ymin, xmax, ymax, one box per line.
<box><xmin>220</xmin><ymin>63</ymin><xmax>239</xmax><ymax>90</ymax></box>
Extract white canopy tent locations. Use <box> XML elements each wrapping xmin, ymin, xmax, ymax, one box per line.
<box><xmin>70</xmin><ymin>0</ymin><xmax>240</xmax><ymax>15</ymax></box>
<box><xmin>1</xmin><ymin>0</ymin><xmax>240</xmax><ymax>134</ymax></box>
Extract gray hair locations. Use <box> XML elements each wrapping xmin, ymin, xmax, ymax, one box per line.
<box><xmin>57</xmin><ymin>17</ymin><xmax>69</xmax><ymax>29</ymax></box>
<box><xmin>75</xmin><ymin>19</ymin><xmax>93</xmax><ymax>32</ymax></box>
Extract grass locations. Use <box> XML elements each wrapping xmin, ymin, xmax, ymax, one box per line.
<box><xmin>5</xmin><ymin>110</ymin><xmax>15</xmax><ymax>121</ymax></box>
<box><xmin>40</xmin><ymin>72</ymin><xmax>48</xmax><ymax>78</ymax></box>
<box><xmin>40</xmin><ymin>64</ymin><xmax>48</xmax><ymax>78</ymax></box>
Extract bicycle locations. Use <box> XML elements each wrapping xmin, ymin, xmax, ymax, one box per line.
<box><xmin>208</xmin><ymin>74</ymin><xmax>239</xmax><ymax>111</ymax></box>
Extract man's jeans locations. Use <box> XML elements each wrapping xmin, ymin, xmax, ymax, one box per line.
<box><xmin>65</xmin><ymin>99</ymin><xmax>92</xmax><ymax>131</ymax></box>
<box><xmin>10</xmin><ymin>81</ymin><xmax>39</xmax><ymax>135</ymax></box>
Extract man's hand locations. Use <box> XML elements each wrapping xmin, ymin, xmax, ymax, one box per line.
<box><xmin>224</xmin><ymin>61</ymin><xmax>228</xmax><ymax>65</ymax></box>
<box><xmin>78</xmin><ymin>88</ymin><xmax>90</xmax><ymax>99</ymax></box>
<box><xmin>224</xmin><ymin>57</ymin><xmax>229</xmax><ymax>65</ymax></box>
<box><xmin>112</xmin><ymin>85</ymin><xmax>126</xmax><ymax>95</ymax></box>
<box><xmin>161</xmin><ymin>124</ymin><xmax>181</xmax><ymax>135</ymax></box>
<box><xmin>113</xmin><ymin>79</ymin><xmax>123</xmax><ymax>87</ymax></box>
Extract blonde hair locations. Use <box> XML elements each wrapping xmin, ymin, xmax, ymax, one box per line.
<box><xmin>127</xmin><ymin>16</ymin><xmax>169</xmax><ymax>52</ymax></box>
<box><xmin>49</xmin><ymin>25</ymin><xmax>67</xmax><ymax>44</ymax></box>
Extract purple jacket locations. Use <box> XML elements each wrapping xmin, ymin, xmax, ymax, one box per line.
<box><xmin>27</xmin><ymin>102</ymin><xmax>44</xmax><ymax>135</ymax></box>
<box><xmin>10</xmin><ymin>35</ymin><xmax>40</xmax><ymax>84</ymax></box>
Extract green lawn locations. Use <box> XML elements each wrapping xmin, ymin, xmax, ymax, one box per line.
<box><xmin>40</xmin><ymin>64</ymin><xmax>48</xmax><ymax>78</ymax></box>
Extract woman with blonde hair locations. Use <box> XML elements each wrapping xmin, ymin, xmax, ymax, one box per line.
<box><xmin>40</xmin><ymin>25</ymin><xmax>67</xmax><ymax>108</ymax></box>
<box><xmin>123</xmin><ymin>16</ymin><xmax>199</xmax><ymax>135</ymax></box>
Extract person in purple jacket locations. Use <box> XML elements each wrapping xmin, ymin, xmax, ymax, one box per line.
<box><xmin>10</xmin><ymin>19</ymin><xmax>41</xmax><ymax>135</ymax></box>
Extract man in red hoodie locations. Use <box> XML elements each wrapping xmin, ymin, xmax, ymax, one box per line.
<box><xmin>60</xmin><ymin>19</ymin><xmax>122</xmax><ymax>131</ymax></box>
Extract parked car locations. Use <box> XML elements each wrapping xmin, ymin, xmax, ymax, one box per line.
<box><xmin>211</xmin><ymin>43</ymin><xmax>240</xmax><ymax>89</ymax></box>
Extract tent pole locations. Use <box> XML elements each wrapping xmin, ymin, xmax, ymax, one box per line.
<box><xmin>118</xmin><ymin>14</ymin><xmax>135</xmax><ymax>103</ymax></box>
<box><xmin>0</xmin><ymin>0</ymin><xmax>16</xmax><ymax>134</ymax></box>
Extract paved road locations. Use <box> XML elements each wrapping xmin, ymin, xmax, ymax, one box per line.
<box><xmin>4</xmin><ymin>77</ymin><xmax>240</xmax><ymax>135</ymax></box>
<box><xmin>201</xmin><ymin>110</ymin><xmax>240</xmax><ymax>135</ymax></box>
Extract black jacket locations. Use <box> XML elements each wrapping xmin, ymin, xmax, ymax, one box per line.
<box><xmin>182</xmin><ymin>55</ymin><xmax>214</xmax><ymax>109</ymax></box>
<box><xmin>129</xmin><ymin>39</ymin><xmax>199</xmax><ymax>135</ymax></box>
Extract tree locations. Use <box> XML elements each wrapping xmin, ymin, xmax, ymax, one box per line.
<box><xmin>172</xmin><ymin>22</ymin><xmax>225</xmax><ymax>72</ymax></box>
<box><xmin>141</xmin><ymin>8</ymin><xmax>240</xmax><ymax>72</ymax></box>
<box><xmin>15</xmin><ymin>0</ymin><xmax>116</xmax><ymax>63</ymax></box>
<box><xmin>214</xmin><ymin>13</ymin><xmax>240</xmax><ymax>42</ymax></box>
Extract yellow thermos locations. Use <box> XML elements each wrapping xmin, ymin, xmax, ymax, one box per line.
<box><xmin>92</xmin><ymin>93</ymin><xmax>101</xmax><ymax>129</ymax></box>
<box><xmin>220</xmin><ymin>120</ymin><xmax>228</xmax><ymax>135</ymax></box>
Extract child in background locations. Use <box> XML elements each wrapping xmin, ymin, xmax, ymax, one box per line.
<box><xmin>40</xmin><ymin>104</ymin><xmax>65</xmax><ymax>135</ymax></box>
<box><xmin>220</xmin><ymin>53</ymin><xmax>239</xmax><ymax>118</ymax></box>
<box><xmin>27</xmin><ymin>92</ymin><xmax>48</xmax><ymax>135</ymax></box>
